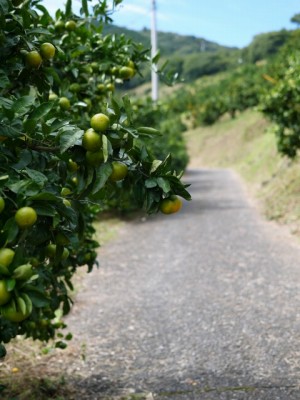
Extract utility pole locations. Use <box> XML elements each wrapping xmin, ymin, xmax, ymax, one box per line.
<box><xmin>151</xmin><ymin>0</ymin><xmax>158</xmax><ymax>101</ymax></box>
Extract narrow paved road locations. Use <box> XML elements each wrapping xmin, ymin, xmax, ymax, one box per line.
<box><xmin>65</xmin><ymin>169</ymin><xmax>300</xmax><ymax>399</ymax></box>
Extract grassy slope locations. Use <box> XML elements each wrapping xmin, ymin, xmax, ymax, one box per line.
<box><xmin>185</xmin><ymin>109</ymin><xmax>300</xmax><ymax>235</ymax></box>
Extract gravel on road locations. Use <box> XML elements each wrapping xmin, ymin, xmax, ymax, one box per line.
<box><xmin>62</xmin><ymin>168</ymin><xmax>300</xmax><ymax>399</ymax></box>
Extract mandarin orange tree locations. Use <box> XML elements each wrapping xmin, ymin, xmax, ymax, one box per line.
<box><xmin>0</xmin><ymin>0</ymin><xmax>190</xmax><ymax>356</ymax></box>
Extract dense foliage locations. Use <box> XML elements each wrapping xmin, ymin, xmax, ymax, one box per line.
<box><xmin>168</xmin><ymin>64</ymin><xmax>269</xmax><ymax>127</ymax></box>
<box><xmin>260</xmin><ymin>51</ymin><xmax>300</xmax><ymax>157</ymax></box>
<box><xmin>0</xmin><ymin>0</ymin><xmax>190</xmax><ymax>355</ymax></box>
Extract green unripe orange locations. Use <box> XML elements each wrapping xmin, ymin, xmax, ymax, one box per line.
<box><xmin>69</xmin><ymin>83</ymin><xmax>81</xmax><ymax>93</ymax></box>
<box><xmin>55</xmin><ymin>20</ymin><xmax>65</xmax><ymax>32</ymax></box>
<box><xmin>90</xmin><ymin>113</ymin><xmax>110</xmax><ymax>132</ymax></box>
<box><xmin>15</xmin><ymin>207</ymin><xmax>37</xmax><ymax>229</ymax></box>
<box><xmin>59</xmin><ymin>97</ymin><xmax>70</xmax><ymax>110</ymax></box>
<box><xmin>106</xmin><ymin>83</ymin><xmax>115</xmax><ymax>92</ymax></box>
<box><xmin>119</xmin><ymin>66</ymin><xmax>135</xmax><ymax>80</ymax></box>
<box><xmin>110</xmin><ymin>161</ymin><xmax>128</xmax><ymax>182</ymax></box>
<box><xmin>25</xmin><ymin>51</ymin><xmax>42</xmax><ymax>69</ymax></box>
<box><xmin>67</xmin><ymin>159</ymin><xmax>79</xmax><ymax>172</ymax></box>
<box><xmin>49</xmin><ymin>92</ymin><xmax>58</xmax><ymax>101</ymax></box>
<box><xmin>82</xmin><ymin>128</ymin><xmax>102</xmax><ymax>151</ymax></box>
<box><xmin>46</xmin><ymin>244</ymin><xmax>69</xmax><ymax>260</ymax></box>
<box><xmin>0</xmin><ymin>280</ymin><xmax>11</xmax><ymax>306</ymax></box>
<box><xmin>40</xmin><ymin>43</ymin><xmax>56</xmax><ymax>60</ymax></box>
<box><xmin>65</xmin><ymin>20</ymin><xmax>76</xmax><ymax>31</ymax></box>
<box><xmin>61</xmin><ymin>187</ymin><xmax>72</xmax><ymax>197</ymax></box>
<box><xmin>0</xmin><ymin>196</ymin><xmax>5</xmax><ymax>213</ymax></box>
<box><xmin>0</xmin><ymin>248</ymin><xmax>15</xmax><ymax>268</ymax></box>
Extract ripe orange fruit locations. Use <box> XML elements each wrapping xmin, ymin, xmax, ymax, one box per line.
<box><xmin>82</xmin><ymin>128</ymin><xmax>102</xmax><ymax>151</ymax></box>
<box><xmin>110</xmin><ymin>161</ymin><xmax>128</xmax><ymax>182</ymax></box>
<box><xmin>25</xmin><ymin>51</ymin><xmax>42</xmax><ymax>68</ymax></box>
<box><xmin>160</xmin><ymin>195</ymin><xmax>182</xmax><ymax>215</ymax></box>
<box><xmin>40</xmin><ymin>42</ymin><xmax>56</xmax><ymax>60</ymax></box>
<box><xmin>15</xmin><ymin>207</ymin><xmax>37</xmax><ymax>228</ymax></box>
<box><xmin>90</xmin><ymin>113</ymin><xmax>110</xmax><ymax>132</ymax></box>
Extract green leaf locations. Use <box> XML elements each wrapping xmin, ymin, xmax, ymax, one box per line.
<box><xmin>137</xmin><ymin>126</ymin><xmax>162</xmax><ymax>136</ymax></box>
<box><xmin>65</xmin><ymin>0</ymin><xmax>72</xmax><ymax>17</ymax></box>
<box><xmin>167</xmin><ymin>176</ymin><xmax>192</xmax><ymax>200</ymax></box>
<box><xmin>34</xmin><ymin>4</ymin><xmax>51</xmax><ymax>18</ymax></box>
<box><xmin>59</xmin><ymin>127</ymin><xmax>83</xmax><ymax>153</ymax></box>
<box><xmin>145</xmin><ymin>178</ymin><xmax>157</xmax><ymax>188</ymax></box>
<box><xmin>102</xmin><ymin>135</ymin><xmax>112</xmax><ymax>162</ymax></box>
<box><xmin>0</xmin><ymin>96</ymin><xmax>13</xmax><ymax>108</ymax></box>
<box><xmin>0</xmin><ymin>265</ymin><xmax>9</xmax><ymax>276</ymax></box>
<box><xmin>55</xmin><ymin>341</ymin><xmax>67</xmax><ymax>349</ymax></box>
<box><xmin>0</xmin><ymin>344</ymin><xmax>6</xmax><ymax>359</ymax></box>
<box><xmin>0</xmin><ymin>123</ymin><xmax>19</xmax><ymax>138</ymax></box>
<box><xmin>33</xmin><ymin>203</ymin><xmax>56</xmax><ymax>217</ymax></box>
<box><xmin>5</xmin><ymin>279</ymin><xmax>16</xmax><ymax>292</ymax></box>
<box><xmin>50</xmin><ymin>118</ymin><xmax>69</xmax><ymax>132</ymax></box>
<box><xmin>150</xmin><ymin>154</ymin><xmax>172</xmax><ymax>176</ymax></box>
<box><xmin>3</xmin><ymin>218</ymin><xmax>19</xmax><ymax>243</ymax></box>
<box><xmin>111</xmin><ymin>97</ymin><xmax>121</xmax><ymax>119</ymax></box>
<box><xmin>12</xmin><ymin>150</ymin><xmax>32</xmax><ymax>170</ymax></box>
<box><xmin>93</xmin><ymin>163</ymin><xmax>113</xmax><ymax>194</ymax></box>
<box><xmin>25</xmin><ymin>168</ymin><xmax>47</xmax><ymax>187</ymax></box>
<box><xmin>122</xmin><ymin>94</ymin><xmax>133</xmax><ymax>124</ymax></box>
<box><xmin>12</xmin><ymin>96</ymin><xmax>35</xmax><ymax>115</ymax></box>
<box><xmin>0</xmin><ymin>70</ymin><xmax>9</xmax><ymax>89</ymax></box>
<box><xmin>157</xmin><ymin>177</ymin><xmax>171</xmax><ymax>193</ymax></box>
<box><xmin>25</xmin><ymin>287</ymin><xmax>50</xmax><ymax>307</ymax></box>
<box><xmin>7</xmin><ymin>179</ymin><xmax>40</xmax><ymax>196</ymax></box>
<box><xmin>152</xmin><ymin>50</ymin><xmax>161</xmax><ymax>64</ymax></box>
<box><xmin>150</xmin><ymin>160</ymin><xmax>162</xmax><ymax>174</ymax></box>
<box><xmin>27</xmin><ymin>28</ymin><xmax>50</xmax><ymax>35</ymax></box>
<box><xmin>29</xmin><ymin>102</ymin><xmax>54</xmax><ymax>121</ymax></box>
<box><xmin>81</xmin><ymin>0</ymin><xmax>88</xmax><ymax>16</ymax></box>
<box><xmin>29</xmin><ymin>192</ymin><xmax>58</xmax><ymax>201</ymax></box>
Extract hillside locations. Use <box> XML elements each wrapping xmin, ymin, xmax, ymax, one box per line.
<box><xmin>104</xmin><ymin>24</ymin><xmax>240</xmax><ymax>84</ymax></box>
<box><xmin>185</xmin><ymin>109</ymin><xmax>300</xmax><ymax>237</ymax></box>
<box><xmin>104</xmin><ymin>24</ymin><xmax>234</xmax><ymax>55</ymax></box>
<box><xmin>104</xmin><ymin>24</ymin><xmax>293</xmax><ymax>85</ymax></box>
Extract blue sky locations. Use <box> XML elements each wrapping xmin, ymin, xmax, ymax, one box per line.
<box><xmin>42</xmin><ymin>0</ymin><xmax>300</xmax><ymax>48</ymax></box>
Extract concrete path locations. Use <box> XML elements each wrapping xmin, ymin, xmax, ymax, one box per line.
<box><xmin>66</xmin><ymin>169</ymin><xmax>300</xmax><ymax>399</ymax></box>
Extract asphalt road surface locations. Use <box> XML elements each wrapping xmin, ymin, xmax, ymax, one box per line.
<box><xmin>66</xmin><ymin>168</ymin><xmax>300</xmax><ymax>399</ymax></box>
